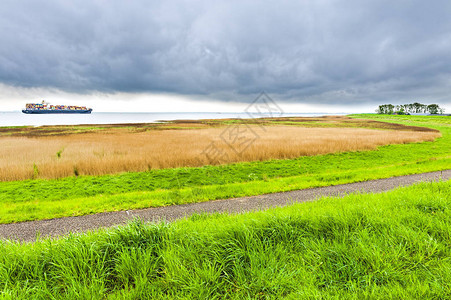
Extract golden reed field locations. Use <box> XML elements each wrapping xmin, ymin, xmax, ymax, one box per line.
<box><xmin>0</xmin><ymin>118</ymin><xmax>441</xmax><ymax>181</ymax></box>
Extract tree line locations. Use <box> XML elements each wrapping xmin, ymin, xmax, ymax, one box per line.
<box><xmin>376</xmin><ymin>102</ymin><xmax>445</xmax><ymax>115</ymax></box>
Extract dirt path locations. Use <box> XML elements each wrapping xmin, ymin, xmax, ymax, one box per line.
<box><xmin>1</xmin><ymin>170</ymin><xmax>449</xmax><ymax>242</ymax></box>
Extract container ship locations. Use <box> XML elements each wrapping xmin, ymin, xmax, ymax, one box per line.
<box><xmin>22</xmin><ymin>101</ymin><xmax>92</xmax><ymax>114</ymax></box>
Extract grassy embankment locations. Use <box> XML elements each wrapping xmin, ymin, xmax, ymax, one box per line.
<box><xmin>1</xmin><ymin>181</ymin><xmax>450</xmax><ymax>298</ymax></box>
<box><xmin>0</xmin><ymin>115</ymin><xmax>450</xmax><ymax>223</ymax></box>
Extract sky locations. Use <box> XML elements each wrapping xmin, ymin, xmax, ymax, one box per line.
<box><xmin>1</xmin><ymin>0</ymin><xmax>450</xmax><ymax>112</ymax></box>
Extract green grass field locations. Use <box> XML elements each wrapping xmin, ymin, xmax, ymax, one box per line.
<box><xmin>0</xmin><ymin>115</ymin><xmax>450</xmax><ymax>223</ymax></box>
<box><xmin>1</xmin><ymin>180</ymin><xmax>450</xmax><ymax>299</ymax></box>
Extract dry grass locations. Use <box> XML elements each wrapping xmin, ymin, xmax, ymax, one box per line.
<box><xmin>0</xmin><ymin>124</ymin><xmax>440</xmax><ymax>181</ymax></box>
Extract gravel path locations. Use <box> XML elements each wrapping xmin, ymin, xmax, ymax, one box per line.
<box><xmin>1</xmin><ymin>170</ymin><xmax>449</xmax><ymax>242</ymax></box>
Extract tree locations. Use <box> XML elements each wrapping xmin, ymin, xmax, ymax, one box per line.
<box><xmin>413</xmin><ymin>102</ymin><xmax>423</xmax><ymax>113</ymax></box>
<box><xmin>421</xmin><ymin>104</ymin><xmax>428</xmax><ymax>113</ymax></box>
<box><xmin>387</xmin><ymin>104</ymin><xmax>394</xmax><ymax>114</ymax></box>
<box><xmin>427</xmin><ymin>104</ymin><xmax>440</xmax><ymax>114</ymax></box>
<box><xmin>397</xmin><ymin>107</ymin><xmax>406</xmax><ymax>115</ymax></box>
<box><xmin>377</xmin><ymin>104</ymin><xmax>394</xmax><ymax>114</ymax></box>
<box><xmin>376</xmin><ymin>102</ymin><xmax>444</xmax><ymax>115</ymax></box>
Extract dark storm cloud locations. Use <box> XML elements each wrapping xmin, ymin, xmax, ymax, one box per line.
<box><xmin>1</xmin><ymin>0</ymin><xmax>451</xmax><ymax>105</ymax></box>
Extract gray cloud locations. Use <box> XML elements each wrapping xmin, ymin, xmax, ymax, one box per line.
<box><xmin>1</xmin><ymin>0</ymin><xmax>451</xmax><ymax>105</ymax></box>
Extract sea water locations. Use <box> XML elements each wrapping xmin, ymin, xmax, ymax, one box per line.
<box><xmin>0</xmin><ymin>111</ymin><xmax>348</xmax><ymax>127</ymax></box>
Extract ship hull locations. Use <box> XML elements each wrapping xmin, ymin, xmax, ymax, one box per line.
<box><xmin>22</xmin><ymin>109</ymin><xmax>92</xmax><ymax>114</ymax></box>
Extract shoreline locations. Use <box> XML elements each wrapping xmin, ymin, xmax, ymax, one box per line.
<box><xmin>0</xmin><ymin>111</ymin><xmax>349</xmax><ymax>127</ymax></box>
